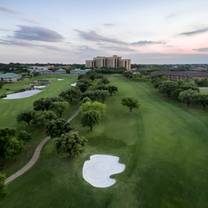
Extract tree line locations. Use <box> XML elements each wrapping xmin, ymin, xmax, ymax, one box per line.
<box><xmin>152</xmin><ymin>77</ymin><xmax>208</xmax><ymax>108</ymax></box>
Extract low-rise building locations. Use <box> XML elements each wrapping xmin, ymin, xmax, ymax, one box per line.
<box><xmin>70</xmin><ymin>68</ymin><xmax>91</xmax><ymax>76</ymax></box>
<box><xmin>0</xmin><ymin>73</ymin><xmax>22</xmax><ymax>82</ymax></box>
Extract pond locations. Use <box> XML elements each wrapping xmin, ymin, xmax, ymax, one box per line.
<box><xmin>3</xmin><ymin>89</ymin><xmax>42</xmax><ymax>100</ymax></box>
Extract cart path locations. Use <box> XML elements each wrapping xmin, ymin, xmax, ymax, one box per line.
<box><xmin>5</xmin><ymin>108</ymin><xmax>80</xmax><ymax>185</ymax></box>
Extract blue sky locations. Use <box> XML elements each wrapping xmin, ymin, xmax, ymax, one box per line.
<box><xmin>1</xmin><ymin>0</ymin><xmax>208</xmax><ymax>64</ymax></box>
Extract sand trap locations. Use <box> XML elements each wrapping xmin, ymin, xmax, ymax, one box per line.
<box><xmin>57</xmin><ymin>78</ymin><xmax>64</xmax><ymax>81</ymax></box>
<box><xmin>71</xmin><ymin>82</ymin><xmax>77</xmax><ymax>87</ymax></box>
<box><xmin>34</xmin><ymin>85</ymin><xmax>46</xmax><ymax>89</ymax></box>
<box><xmin>3</xmin><ymin>89</ymin><xmax>41</xmax><ymax>100</ymax></box>
<box><xmin>82</xmin><ymin>154</ymin><xmax>125</xmax><ymax>188</ymax></box>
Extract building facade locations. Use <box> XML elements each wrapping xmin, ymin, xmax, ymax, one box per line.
<box><xmin>86</xmin><ymin>55</ymin><xmax>131</xmax><ymax>70</ymax></box>
<box><xmin>0</xmin><ymin>73</ymin><xmax>22</xmax><ymax>82</ymax></box>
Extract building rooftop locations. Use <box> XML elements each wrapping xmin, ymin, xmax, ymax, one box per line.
<box><xmin>0</xmin><ymin>73</ymin><xmax>20</xmax><ymax>78</ymax></box>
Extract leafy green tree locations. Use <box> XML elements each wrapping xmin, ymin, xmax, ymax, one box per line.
<box><xmin>0</xmin><ymin>173</ymin><xmax>6</xmax><ymax>199</ymax></box>
<box><xmin>0</xmin><ymin>129</ymin><xmax>23</xmax><ymax>166</ymax></box>
<box><xmin>59</xmin><ymin>88</ymin><xmax>81</xmax><ymax>104</ymax></box>
<box><xmin>47</xmin><ymin>118</ymin><xmax>72</xmax><ymax>138</ymax></box>
<box><xmin>121</xmin><ymin>97</ymin><xmax>139</xmax><ymax>112</ymax></box>
<box><xmin>17</xmin><ymin>130</ymin><xmax>32</xmax><ymax>142</ymax></box>
<box><xmin>178</xmin><ymin>89</ymin><xmax>199</xmax><ymax>106</ymax></box>
<box><xmin>158</xmin><ymin>81</ymin><xmax>178</xmax><ymax>97</ymax></box>
<box><xmin>50</xmin><ymin>101</ymin><xmax>68</xmax><ymax>117</ymax></box>
<box><xmin>55</xmin><ymin>131</ymin><xmax>87</xmax><ymax>158</ymax></box>
<box><xmin>82</xmin><ymin>96</ymin><xmax>91</xmax><ymax>103</ymax></box>
<box><xmin>17</xmin><ymin>111</ymin><xmax>34</xmax><ymax>125</ymax></box>
<box><xmin>107</xmin><ymin>85</ymin><xmax>118</xmax><ymax>96</ymax></box>
<box><xmin>83</xmin><ymin>90</ymin><xmax>109</xmax><ymax>102</ymax></box>
<box><xmin>33</xmin><ymin>98</ymin><xmax>53</xmax><ymax>111</ymax></box>
<box><xmin>81</xmin><ymin>101</ymin><xmax>106</xmax><ymax>115</ymax></box>
<box><xmin>196</xmin><ymin>94</ymin><xmax>208</xmax><ymax>109</ymax></box>
<box><xmin>99</xmin><ymin>77</ymin><xmax>110</xmax><ymax>84</ymax></box>
<box><xmin>81</xmin><ymin>110</ymin><xmax>101</xmax><ymax>131</ymax></box>
<box><xmin>31</xmin><ymin>111</ymin><xmax>57</xmax><ymax>127</ymax></box>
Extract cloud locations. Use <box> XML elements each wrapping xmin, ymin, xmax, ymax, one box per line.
<box><xmin>103</xmin><ymin>23</ymin><xmax>115</xmax><ymax>27</ymax></box>
<box><xmin>101</xmin><ymin>45</ymin><xmax>136</xmax><ymax>52</ymax></box>
<box><xmin>75</xmin><ymin>30</ymin><xmax>126</xmax><ymax>45</ymax></box>
<box><xmin>0</xmin><ymin>38</ymin><xmax>66</xmax><ymax>52</ymax></box>
<box><xmin>0</xmin><ymin>6</ymin><xmax>19</xmax><ymax>15</ymax></box>
<box><xmin>130</xmin><ymin>40</ymin><xmax>166</xmax><ymax>46</ymax></box>
<box><xmin>12</xmin><ymin>25</ymin><xmax>64</xmax><ymax>42</ymax></box>
<box><xmin>179</xmin><ymin>27</ymin><xmax>208</xmax><ymax>36</ymax></box>
<box><xmin>193</xmin><ymin>48</ymin><xmax>208</xmax><ymax>52</ymax></box>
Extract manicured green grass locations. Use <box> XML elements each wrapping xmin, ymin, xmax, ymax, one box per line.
<box><xmin>1</xmin><ymin>75</ymin><xmax>208</xmax><ymax>208</ymax></box>
<box><xmin>199</xmin><ymin>87</ymin><xmax>208</xmax><ymax>94</ymax></box>
<box><xmin>0</xmin><ymin>74</ymin><xmax>76</xmax><ymax>175</ymax></box>
<box><xmin>0</xmin><ymin>75</ymin><xmax>75</xmax><ymax>128</ymax></box>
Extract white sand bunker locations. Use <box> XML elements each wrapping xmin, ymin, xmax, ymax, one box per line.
<box><xmin>57</xmin><ymin>78</ymin><xmax>64</xmax><ymax>81</ymax></box>
<box><xmin>34</xmin><ymin>85</ymin><xmax>46</xmax><ymax>89</ymax></box>
<box><xmin>3</xmin><ymin>89</ymin><xmax>41</xmax><ymax>100</ymax></box>
<box><xmin>82</xmin><ymin>154</ymin><xmax>125</xmax><ymax>188</ymax></box>
<box><xmin>71</xmin><ymin>82</ymin><xmax>77</xmax><ymax>87</ymax></box>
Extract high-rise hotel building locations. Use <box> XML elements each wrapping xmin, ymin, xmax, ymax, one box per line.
<box><xmin>86</xmin><ymin>55</ymin><xmax>131</xmax><ymax>70</ymax></box>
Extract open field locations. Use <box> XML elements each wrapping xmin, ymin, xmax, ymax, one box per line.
<box><xmin>199</xmin><ymin>87</ymin><xmax>208</xmax><ymax>95</ymax></box>
<box><xmin>0</xmin><ymin>75</ymin><xmax>75</xmax><ymax>128</ymax></box>
<box><xmin>0</xmin><ymin>75</ymin><xmax>75</xmax><ymax>175</ymax></box>
<box><xmin>1</xmin><ymin>75</ymin><xmax>208</xmax><ymax>208</ymax></box>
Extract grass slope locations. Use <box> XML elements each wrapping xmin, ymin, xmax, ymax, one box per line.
<box><xmin>0</xmin><ymin>75</ymin><xmax>75</xmax><ymax>128</ymax></box>
<box><xmin>0</xmin><ymin>75</ymin><xmax>75</xmax><ymax>175</ymax></box>
<box><xmin>1</xmin><ymin>75</ymin><xmax>208</xmax><ymax>208</ymax></box>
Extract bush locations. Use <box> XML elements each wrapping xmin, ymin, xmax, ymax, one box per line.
<box><xmin>55</xmin><ymin>131</ymin><xmax>87</xmax><ymax>158</ymax></box>
<box><xmin>17</xmin><ymin>130</ymin><xmax>32</xmax><ymax>142</ymax></box>
<box><xmin>81</xmin><ymin>110</ymin><xmax>101</xmax><ymax>131</ymax></box>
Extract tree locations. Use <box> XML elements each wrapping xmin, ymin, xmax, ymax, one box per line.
<box><xmin>196</xmin><ymin>94</ymin><xmax>208</xmax><ymax>109</ymax></box>
<box><xmin>47</xmin><ymin>118</ymin><xmax>72</xmax><ymax>138</ymax></box>
<box><xmin>55</xmin><ymin>131</ymin><xmax>87</xmax><ymax>158</ymax></box>
<box><xmin>17</xmin><ymin>130</ymin><xmax>32</xmax><ymax>142</ymax></box>
<box><xmin>81</xmin><ymin>101</ymin><xmax>106</xmax><ymax>115</ymax></box>
<box><xmin>0</xmin><ymin>173</ymin><xmax>6</xmax><ymax>199</ymax></box>
<box><xmin>99</xmin><ymin>77</ymin><xmax>110</xmax><ymax>84</ymax></box>
<box><xmin>158</xmin><ymin>81</ymin><xmax>178</xmax><ymax>97</ymax></box>
<box><xmin>121</xmin><ymin>97</ymin><xmax>139</xmax><ymax>112</ymax></box>
<box><xmin>81</xmin><ymin>110</ymin><xmax>100</xmax><ymax>131</ymax></box>
<box><xmin>59</xmin><ymin>88</ymin><xmax>81</xmax><ymax>104</ymax></box>
<box><xmin>83</xmin><ymin>90</ymin><xmax>109</xmax><ymax>102</ymax></box>
<box><xmin>33</xmin><ymin>98</ymin><xmax>53</xmax><ymax>111</ymax></box>
<box><xmin>82</xmin><ymin>96</ymin><xmax>91</xmax><ymax>103</ymax></box>
<box><xmin>50</xmin><ymin>101</ymin><xmax>68</xmax><ymax>117</ymax></box>
<box><xmin>107</xmin><ymin>85</ymin><xmax>118</xmax><ymax>96</ymax></box>
<box><xmin>31</xmin><ymin>111</ymin><xmax>57</xmax><ymax>127</ymax></box>
<box><xmin>17</xmin><ymin>111</ymin><xmax>34</xmax><ymax>125</ymax></box>
<box><xmin>178</xmin><ymin>89</ymin><xmax>199</xmax><ymax>106</ymax></box>
<box><xmin>0</xmin><ymin>129</ymin><xmax>23</xmax><ymax>166</ymax></box>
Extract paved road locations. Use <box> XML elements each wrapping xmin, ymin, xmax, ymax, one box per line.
<box><xmin>5</xmin><ymin>108</ymin><xmax>80</xmax><ymax>185</ymax></box>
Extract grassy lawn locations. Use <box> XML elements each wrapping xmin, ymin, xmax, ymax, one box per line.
<box><xmin>199</xmin><ymin>87</ymin><xmax>208</xmax><ymax>94</ymax></box>
<box><xmin>1</xmin><ymin>75</ymin><xmax>208</xmax><ymax>208</ymax></box>
<box><xmin>0</xmin><ymin>74</ymin><xmax>76</xmax><ymax>175</ymax></box>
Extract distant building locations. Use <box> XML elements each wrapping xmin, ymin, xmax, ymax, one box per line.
<box><xmin>86</xmin><ymin>55</ymin><xmax>131</xmax><ymax>70</ymax></box>
<box><xmin>29</xmin><ymin>66</ymin><xmax>66</xmax><ymax>75</ymax></box>
<box><xmin>151</xmin><ymin>70</ymin><xmax>208</xmax><ymax>80</ymax></box>
<box><xmin>70</xmin><ymin>68</ymin><xmax>91</xmax><ymax>76</ymax></box>
<box><xmin>29</xmin><ymin>66</ymin><xmax>49</xmax><ymax>74</ymax></box>
<box><xmin>53</xmin><ymin>68</ymin><xmax>66</xmax><ymax>74</ymax></box>
<box><xmin>0</xmin><ymin>73</ymin><xmax>22</xmax><ymax>82</ymax></box>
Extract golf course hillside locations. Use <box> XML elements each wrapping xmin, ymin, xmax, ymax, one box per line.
<box><xmin>1</xmin><ymin>75</ymin><xmax>208</xmax><ymax>208</ymax></box>
<box><xmin>0</xmin><ymin>75</ymin><xmax>75</xmax><ymax>128</ymax></box>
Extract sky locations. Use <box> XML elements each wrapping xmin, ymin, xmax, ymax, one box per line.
<box><xmin>1</xmin><ymin>0</ymin><xmax>208</xmax><ymax>64</ymax></box>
